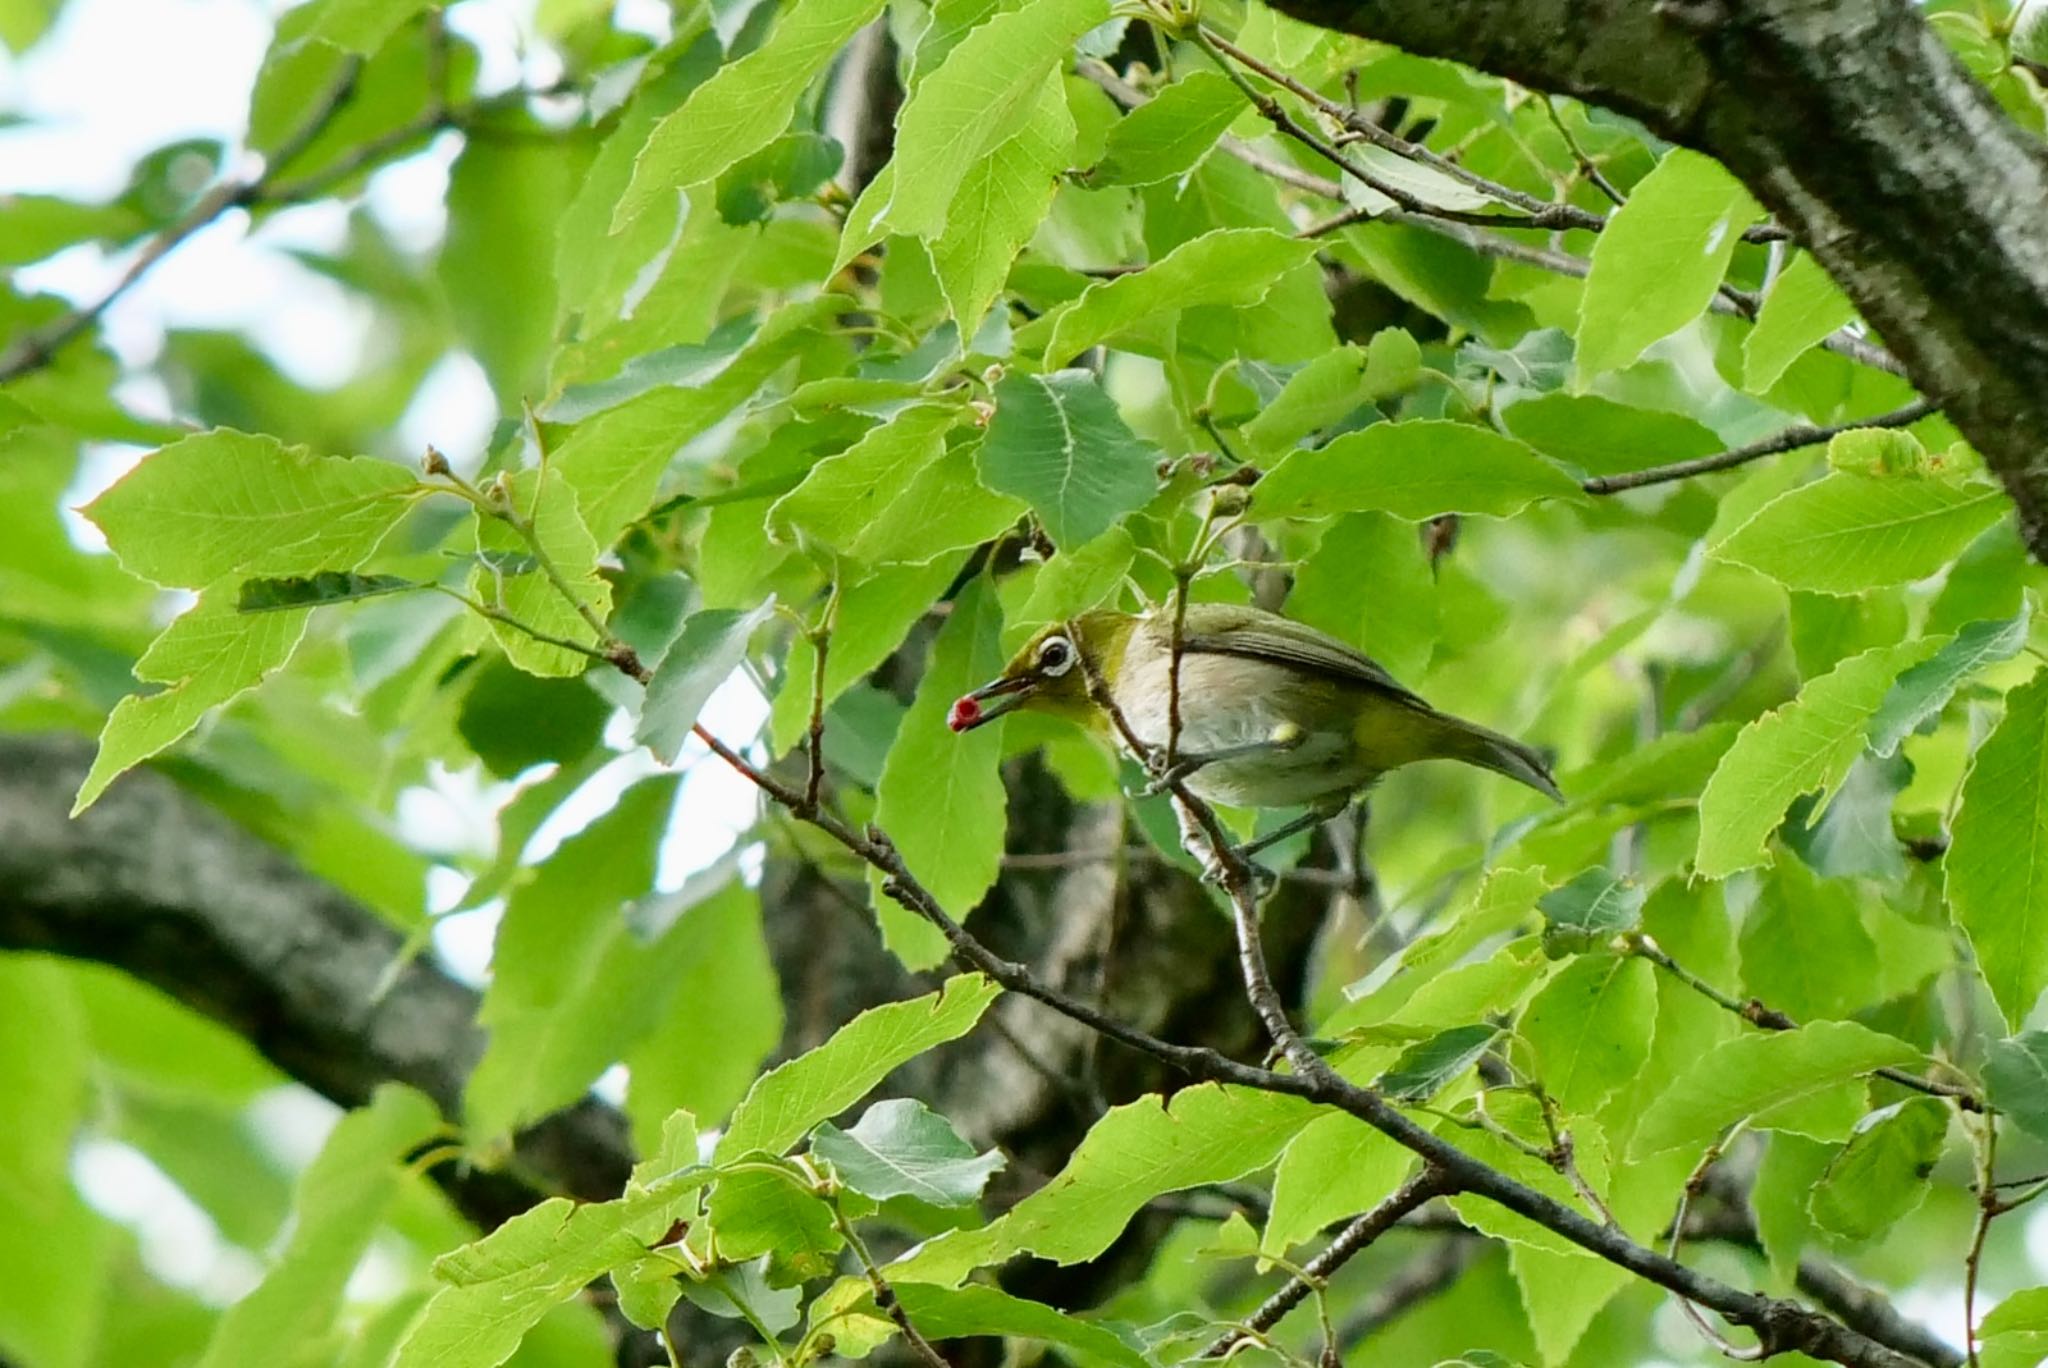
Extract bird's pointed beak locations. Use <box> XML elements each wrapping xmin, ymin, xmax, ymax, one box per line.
<box><xmin>948</xmin><ymin>675</ymin><xmax>1033</xmax><ymax>733</ymax></box>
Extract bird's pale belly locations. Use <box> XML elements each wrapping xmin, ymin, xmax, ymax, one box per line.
<box><xmin>1112</xmin><ymin>647</ymin><xmax>1375</xmax><ymax>809</ymax></box>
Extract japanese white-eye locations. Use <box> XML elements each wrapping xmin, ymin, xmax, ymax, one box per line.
<box><xmin>948</xmin><ymin>604</ymin><xmax>1560</xmax><ymax>842</ymax></box>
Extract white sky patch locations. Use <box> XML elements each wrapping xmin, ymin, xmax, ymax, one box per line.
<box><xmin>365</xmin><ymin>136</ymin><xmax>460</xmax><ymax>254</ymax></box>
<box><xmin>59</xmin><ymin>442</ymin><xmax>149</xmax><ymax>551</ymax></box>
<box><xmin>398</xmin><ymin>351</ymin><xmax>500</xmax><ymax>473</ymax></box>
<box><xmin>72</xmin><ymin>1137</ymin><xmax>265</xmax><ymax>1304</ymax></box>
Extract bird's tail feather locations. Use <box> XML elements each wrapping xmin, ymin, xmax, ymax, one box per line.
<box><xmin>1436</xmin><ymin>716</ymin><xmax>1564</xmax><ymax>803</ymax></box>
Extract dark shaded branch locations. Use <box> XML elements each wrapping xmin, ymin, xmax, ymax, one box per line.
<box><xmin>0</xmin><ymin>733</ymin><xmax>633</xmax><ymax>1225</ymax></box>
<box><xmin>1584</xmin><ymin>399</ymin><xmax>1939</xmax><ymax>495</ymax></box>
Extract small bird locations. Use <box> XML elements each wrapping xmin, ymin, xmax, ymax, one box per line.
<box><xmin>948</xmin><ymin>603</ymin><xmax>1560</xmax><ymax>875</ymax></box>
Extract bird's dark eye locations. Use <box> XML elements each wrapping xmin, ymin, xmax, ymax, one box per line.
<box><xmin>1037</xmin><ymin>636</ymin><xmax>1074</xmax><ymax>676</ymax></box>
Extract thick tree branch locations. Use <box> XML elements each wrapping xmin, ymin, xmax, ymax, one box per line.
<box><xmin>0</xmin><ymin>733</ymin><xmax>633</xmax><ymax>1226</ymax></box>
<box><xmin>1262</xmin><ymin>0</ymin><xmax>2048</xmax><ymax>558</ymax></box>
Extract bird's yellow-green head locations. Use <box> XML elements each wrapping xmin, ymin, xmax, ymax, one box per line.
<box><xmin>948</xmin><ymin>612</ymin><xmax>1134</xmax><ymax>734</ymax></box>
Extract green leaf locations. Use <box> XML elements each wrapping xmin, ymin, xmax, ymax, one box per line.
<box><xmin>1714</xmin><ymin>471</ymin><xmax>2006</xmax><ymax>594</ymax></box>
<box><xmin>1576</xmin><ymin>148</ymin><xmax>1759</xmax><ymax>378</ymax></box>
<box><xmin>870</xmin><ymin>577</ymin><xmax>1010</xmax><ymax>964</ymax></box>
<box><xmin>888</xmin><ymin>1284</ymin><xmax>1149</xmax><ymax>1368</ymax></box>
<box><xmin>705</xmin><ymin>1163</ymin><xmax>844</xmax><ymax>1283</ymax></box>
<box><xmin>1807</xmin><ymin>1097</ymin><xmax>1948</xmax><ymax>1243</ymax></box>
<box><xmin>811</xmin><ymin>1098</ymin><xmax>1005</xmax><ymax>1205</ymax></box>
<box><xmin>1012</xmin><ymin>526</ymin><xmax>1136</xmax><ymax>628</ymax></box>
<box><xmin>1535</xmin><ymin>869</ymin><xmax>1644</xmax><ymax>956</ymax></box>
<box><xmin>288</xmin><ymin>0</ymin><xmax>433</xmax><ymax>55</ymax></box>
<box><xmin>1695</xmin><ymin>637</ymin><xmax>1942</xmax><ymax>878</ymax></box>
<box><xmin>679</xmin><ymin>1257</ymin><xmax>803</xmax><ymax>1333</ymax></box>
<box><xmin>768</xmin><ymin>556</ymin><xmax>966</xmax><ymax>753</ymax></box>
<box><xmin>1739</xmin><ymin>858</ymin><xmax>1880</xmax><ymax>1021</ymax></box>
<box><xmin>462</xmin><ymin>780</ymin><xmax>683</xmax><ymax>1139</ymax></box>
<box><xmin>1752</xmin><ymin>1132</ymin><xmax>1832</xmax><ymax>1285</ymax></box>
<box><xmin>1508</xmin><ymin>1243</ymin><xmax>1630</xmax><ymax>1368</ymax></box>
<box><xmin>236</xmin><ymin>571</ymin><xmax>418</xmax><ymax>612</ymax></box>
<box><xmin>1827</xmin><ymin>426</ymin><xmax>1935</xmax><ymax>478</ymax></box>
<box><xmin>472</xmin><ymin>468</ymin><xmax>613</xmax><ymax>678</ymax></box>
<box><xmin>1869</xmin><ymin>606</ymin><xmax>2030</xmax><ymax>756</ymax></box>
<box><xmin>1743</xmin><ymin>251</ymin><xmax>1858</xmax><ymax>392</ymax></box>
<box><xmin>1630</xmin><ymin>1020</ymin><xmax>1920</xmax><ymax>1157</ymax></box>
<box><xmin>1041</xmin><ymin>227</ymin><xmax>1320</xmax><ymax>364</ymax></box>
<box><xmin>1948</xmin><ymin>670</ymin><xmax>2048</xmax><ymax>1030</ymax></box>
<box><xmin>1985</xmin><ymin>1032</ymin><xmax>2048</xmax><ymax>1143</ymax></box>
<box><xmin>1261</xmin><ymin>1112</ymin><xmax>1415</xmax><ymax>1256</ymax></box>
<box><xmin>891</xmin><ymin>1084</ymin><xmax>1314</xmax><ymax>1281</ymax></box>
<box><xmin>1518</xmin><ymin>954</ymin><xmax>1656</xmax><ymax>1116</ymax></box>
<box><xmin>977</xmin><ymin>370</ymin><xmax>1161</xmax><ymax>548</ymax></box>
<box><xmin>929</xmin><ymin>72</ymin><xmax>1077</xmax><ymax>332</ymax></box>
<box><xmin>1239</xmin><ymin>338</ymin><xmax>1393</xmax><ymax>458</ymax></box>
<box><xmin>881</xmin><ymin>0</ymin><xmax>1109</xmax><ymax>239</ymax></box>
<box><xmin>1091</xmin><ymin>70</ymin><xmax>1243</xmax><ymax>187</ymax></box>
<box><xmin>624</xmin><ymin>883</ymin><xmax>782</xmax><ymax>1150</ymax></box>
<box><xmin>1500</xmin><ymin>393</ymin><xmax>1723</xmax><ymax>478</ymax></box>
<box><xmin>637</xmin><ymin>599</ymin><xmax>776</xmax><ymax>763</ymax></box>
<box><xmin>1288</xmin><ymin>511</ymin><xmax>1435</xmax><ymax>685</ymax></box>
<box><xmin>83</xmin><ymin>429</ymin><xmax>418</xmax><ymax>590</ymax></box>
<box><xmin>1376</xmin><ymin>1024</ymin><xmax>1500</xmax><ymax>1102</ymax></box>
<box><xmin>74</xmin><ymin>591</ymin><xmax>312</xmax><ymax>814</ymax></box>
<box><xmin>458</xmin><ymin>659</ymin><xmax>612</xmax><ymax>778</ymax></box>
<box><xmin>197</xmin><ymin>1086</ymin><xmax>441</xmax><ymax>1368</ymax></box>
<box><xmin>396</xmin><ymin>1168</ymin><xmax>715</xmax><ymax>1367</ymax></box>
<box><xmin>612</xmin><ymin>0</ymin><xmax>887</xmax><ymax>231</ymax></box>
<box><xmin>1252</xmin><ymin>420</ymin><xmax>1578</xmax><ymax>522</ymax></box>
<box><xmin>717</xmin><ymin>975</ymin><xmax>1000</xmax><ymax>1161</ymax></box>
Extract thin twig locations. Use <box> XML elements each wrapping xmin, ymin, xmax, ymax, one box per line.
<box><xmin>1202</xmin><ymin>1167</ymin><xmax>1456</xmax><ymax>1358</ymax></box>
<box><xmin>1964</xmin><ymin>1118</ymin><xmax>1999</xmax><ymax>1368</ymax></box>
<box><xmin>0</xmin><ymin>57</ymin><xmax>367</xmax><ymax>383</ymax></box>
<box><xmin>1584</xmin><ymin>400</ymin><xmax>1939</xmax><ymax>495</ymax></box>
<box><xmin>1626</xmin><ymin>933</ymin><xmax>1984</xmax><ymax>1111</ymax></box>
<box><xmin>1323</xmin><ymin>1236</ymin><xmax>1474</xmax><ymax>1353</ymax></box>
<box><xmin>1668</xmin><ymin>1142</ymin><xmax>1767</xmax><ymax>1360</ymax></box>
<box><xmin>801</xmin><ymin>589</ymin><xmax>838</xmax><ymax>815</ymax></box>
<box><xmin>832</xmin><ymin>1204</ymin><xmax>950</xmax><ymax>1368</ymax></box>
<box><xmin>1539</xmin><ymin>95</ymin><xmax>1626</xmax><ymax>206</ymax></box>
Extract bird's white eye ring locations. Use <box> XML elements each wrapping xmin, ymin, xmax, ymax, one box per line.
<box><xmin>1037</xmin><ymin>635</ymin><xmax>1075</xmax><ymax>676</ymax></box>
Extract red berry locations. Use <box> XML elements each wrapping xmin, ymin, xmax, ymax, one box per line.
<box><xmin>947</xmin><ymin>696</ymin><xmax>981</xmax><ymax>732</ymax></box>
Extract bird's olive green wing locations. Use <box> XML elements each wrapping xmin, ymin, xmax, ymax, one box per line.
<box><xmin>1175</xmin><ymin>606</ymin><xmax>1431</xmax><ymax>709</ymax></box>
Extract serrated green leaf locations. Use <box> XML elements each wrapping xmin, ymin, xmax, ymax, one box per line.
<box><xmin>929</xmin><ymin>72</ymin><xmax>1076</xmax><ymax>332</ymax></box>
<box><xmin>1695</xmin><ymin>637</ymin><xmax>1942</xmax><ymax>877</ymax></box>
<box><xmin>768</xmin><ymin>404</ymin><xmax>959</xmax><ymax>554</ymax></box>
<box><xmin>1239</xmin><ymin>345</ymin><xmax>1367</xmax><ymax>458</ymax></box>
<box><xmin>288</xmin><ymin>0</ymin><xmax>432</xmax><ymax>55</ymax></box>
<box><xmin>1740</xmin><ymin>858</ymin><xmax>1880</xmax><ymax>1021</ymax></box>
<box><xmin>613</xmin><ymin>0</ymin><xmax>887</xmax><ymax>231</ymax></box>
<box><xmin>881</xmin><ymin>0</ymin><xmax>1108</xmax><ymax>239</ymax></box>
<box><xmin>1743</xmin><ymin>251</ymin><xmax>1857</xmax><ymax>392</ymax></box>
<box><xmin>1985</xmin><ymin>1032</ymin><xmax>2048</xmax><ymax>1143</ymax></box>
<box><xmin>1500</xmin><ymin>393</ymin><xmax>1723</xmax><ymax>478</ymax></box>
<box><xmin>717</xmin><ymin>975</ymin><xmax>1000</xmax><ymax>1161</ymax></box>
<box><xmin>1631</xmin><ymin>1020</ymin><xmax>1919</xmax><ymax>1157</ymax></box>
<box><xmin>1091</xmin><ymin>70</ymin><xmax>1242</xmax><ymax>187</ymax></box>
<box><xmin>75</xmin><ymin>591</ymin><xmax>312</xmax><ymax>814</ymax></box>
<box><xmin>1042</xmin><ymin>227</ymin><xmax>1319</xmax><ymax>364</ymax></box>
<box><xmin>870</xmin><ymin>577</ymin><xmax>1010</xmax><ymax>962</ymax></box>
<box><xmin>1519</xmin><ymin>954</ymin><xmax>1655</xmax><ymax>1116</ymax></box>
<box><xmin>1715</xmin><ymin>471</ymin><xmax>2005</xmax><ymax>593</ymax></box>
<box><xmin>236</xmin><ymin>571</ymin><xmax>418</xmax><ymax>612</ymax></box>
<box><xmin>1807</xmin><ymin>1097</ymin><xmax>1947</xmax><ymax>1243</ymax></box>
<box><xmin>1011</xmin><ymin>526</ymin><xmax>1135</xmax><ymax>628</ymax></box>
<box><xmin>1752</xmin><ymin>1131</ymin><xmax>1831</xmax><ymax>1285</ymax></box>
<box><xmin>887</xmin><ymin>1284</ymin><xmax>1149</xmax><ymax>1368</ymax></box>
<box><xmin>1535</xmin><ymin>869</ymin><xmax>1644</xmax><ymax>956</ymax></box>
<box><xmin>1508</xmin><ymin>1242</ymin><xmax>1629</xmax><ymax>1368</ymax></box>
<box><xmin>1252</xmin><ymin>420</ymin><xmax>1578</xmax><ymax>522</ymax></box>
<box><xmin>197</xmin><ymin>1086</ymin><xmax>440</xmax><ymax>1368</ymax></box>
<box><xmin>472</xmin><ymin>468</ymin><xmax>613</xmax><ymax>678</ymax></box>
<box><xmin>1869</xmin><ymin>606</ymin><xmax>2031</xmax><ymax>756</ymax></box>
<box><xmin>1948</xmin><ymin>670</ymin><xmax>2048</xmax><ymax>1030</ymax></box>
<box><xmin>977</xmin><ymin>369</ymin><xmax>1160</xmax><ymax>548</ymax></box>
<box><xmin>84</xmin><ymin>429</ymin><xmax>417</xmax><ymax>590</ymax></box>
<box><xmin>463</xmin><ymin>779</ymin><xmax>683</xmax><ymax>1140</ymax></box>
<box><xmin>705</xmin><ymin>1162</ymin><xmax>843</xmax><ymax>1283</ymax></box>
<box><xmin>811</xmin><ymin>1098</ymin><xmax>1005</xmax><ymax>1205</ymax></box>
<box><xmin>1261</xmin><ymin>1112</ymin><xmax>1415</xmax><ymax>1256</ymax></box>
<box><xmin>1577</xmin><ymin>149</ymin><xmax>1759</xmax><ymax>378</ymax></box>
<box><xmin>1827</xmin><ymin>427</ymin><xmax>1931</xmax><ymax>477</ymax></box>
<box><xmin>890</xmin><ymin>1084</ymin><xmax>1314</xmax><ymax>1282</ymax></box>
<box><xmin>638</xmin><ymin>598</ymin><xmax>776</xmax><ymax>763</ymax></box>
<box><xmin>1287</xmin><ymin>511</ymin><xmax>1435</xmax><ymax>683</ymax></box>
<box><xmin>398</xmin><ymin>1167</ymin><xmax>716</xmax><ymax>1366</ymax></box>
<box><xmin>1376</xmin><ymin>1024</ymin><xmax>1500</xmax><ymax>1102</ymax></box>
<box><xmin>680</xmin><ymin>1257</ymin><xmax>803</xmax><ymax>1333</ymax></box>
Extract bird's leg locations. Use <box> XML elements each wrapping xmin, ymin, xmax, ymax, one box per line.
<box><xmin>1140</xmin><ymin>721</ymin><xmax>1305</xmax><ymax>796</ymax></box>
<box><xmin>1240</xmin><ymin>804</ymin><xmax>1340</xmax><ymax>861</ymax></box>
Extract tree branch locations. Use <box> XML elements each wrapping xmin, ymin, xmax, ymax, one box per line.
<box><xmin>1260</xmin><ymin>0</ymin><xmax>2048</xmax><ymax>559</ymax></box>
<box><xmin>1584</xmin><ymin>398</ymin><xmax>1939</xmax><ymax>495</ymax></box>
